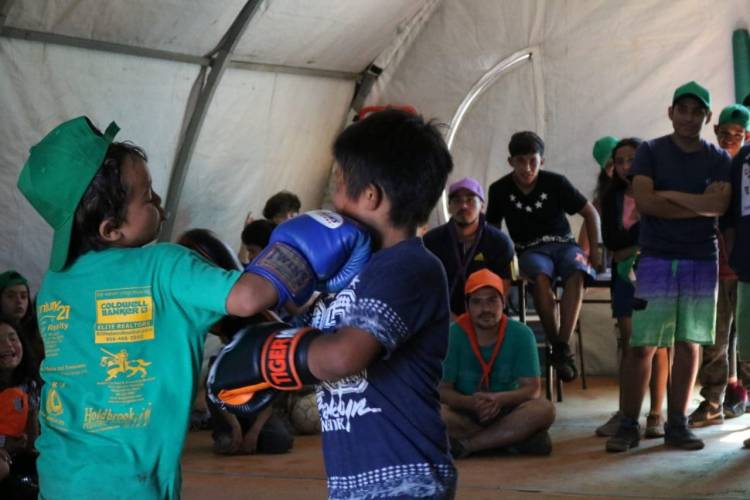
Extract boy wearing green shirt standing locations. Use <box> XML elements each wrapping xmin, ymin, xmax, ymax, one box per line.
<box><xmin>17</xmin><ymin>117</ymin><xmax>369</xmax><ymax>498</ymax></box>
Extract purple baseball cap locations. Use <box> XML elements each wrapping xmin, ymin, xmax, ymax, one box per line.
<box><xmin>448</xmin><ymin>177</ymin><xmax>485</xmax><ymax>202</ymax></box>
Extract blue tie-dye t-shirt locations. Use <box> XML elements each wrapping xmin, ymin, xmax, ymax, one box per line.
<box><xmin>305</xmin><ymin>237</ymin><xmax>456</xmax><ymax>500</ymax></box>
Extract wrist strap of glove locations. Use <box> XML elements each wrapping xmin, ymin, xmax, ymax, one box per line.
<box><xmin>261</xmin><ymin>327</ymin><xmax>320</xmax><ymax>390</ymax></box>
<box><xmin>247</xmin><ymin>242</ymin><xmax>315</xmax><ymax>308</ymax></box>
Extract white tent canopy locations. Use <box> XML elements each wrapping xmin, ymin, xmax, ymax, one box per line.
<box><xmin>2</xmin><ymin>0</ymin><xmax>748</xmax><ymax>372</ymax></box>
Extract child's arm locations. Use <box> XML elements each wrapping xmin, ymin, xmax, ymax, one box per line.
<box><xmin>225</xmin><ymin>273</ymin><xmax>279</xmax><ymax>317</ymax></box>
<box><xmin>656</xmin><ymin>181</ymin><xmax>731</xmax><ymax>217</ymax></box>
<box><xmin>579</xmin><ymin>202</ymin><xmax>602</xmax><ymax>270</ymax></box>
<box><xmin>632</xmin><ymin>175</ymin><xmax>701</xmax><ymax>219</ymax></box>
<box><xmin>306</xmin><ymin>326</ymin><xmax>382</xmax><ymax>380</ymax></box>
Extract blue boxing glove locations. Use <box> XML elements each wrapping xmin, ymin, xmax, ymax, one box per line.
<box><xmin>245</xmin><ymin>210</ymin><xmax>371</xmax><ymax>307</ymax></box>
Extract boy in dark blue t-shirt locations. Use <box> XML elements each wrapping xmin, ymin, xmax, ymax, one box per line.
<box><xmin>210</xmin><ymin>109</ymin><xmax>457</xmax><ymax>499</ymax></box>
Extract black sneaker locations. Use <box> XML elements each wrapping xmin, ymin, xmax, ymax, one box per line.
<box><xmin>506</xmin><ymin>430</ymin><xmax>552</xmax><ymax>456</ymax></box>
<box><xmin>551</xmin><ymin>343</ymin><xmax>578</xmax><ymax>382</ymax></box>
<box><xmin>605</xmin><ymin>424</ymin><xmax>640</xmax><ymax>452</ymax></box>
<box><xmin>664</xmin><ymin>423</ymin><xmax>704</xmax><ymax>450</ymax></box>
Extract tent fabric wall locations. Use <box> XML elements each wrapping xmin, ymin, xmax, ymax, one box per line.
<box><xmin>2</xmin><ymin>0</ymin><xmax>750</xmax><ymax>374</ymax></box>
<box><xmin>375</xmin><ymin>0</ymin><xmax>749</xmax><ymax>223</ymax></box>
<box><xmin>171</xmin><ymin>68</ymin><xmax>354</xmax><ymax>250</ymax></box>
<box><xmin>5</xmin><ymin>0</ymin><xmax>247</xmax><ymax>56</ymax></box>
<box><xmin>370</xmin><ymin>0</ymin><xmax>749</xmax><ymax>373</ymax></box>
<box><xmin>0</xmin><ymin>38</ymin><xmax>199</xmax><ymax>291</ymax></box>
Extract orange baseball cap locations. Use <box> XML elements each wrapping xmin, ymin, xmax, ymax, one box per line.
<box><xmin>464</xmin><ymin>269</ymin><xmax>506</xmax><ymax>298</ymax></box>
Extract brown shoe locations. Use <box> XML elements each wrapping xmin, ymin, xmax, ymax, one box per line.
<box><xmin>644</xmin><ymin>413</ymin><xmax>664</xmax><ymax>438</ymax></box>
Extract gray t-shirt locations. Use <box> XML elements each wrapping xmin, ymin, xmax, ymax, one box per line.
<box><xmin>630</xmin><ymin>135</ymin><xmax>731</xmax><ymax>260</ymax></box>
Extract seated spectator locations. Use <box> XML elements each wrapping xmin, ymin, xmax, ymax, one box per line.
<box><xmin>263</xmin><ymin>190</ymin><xmax>301</xmax><ymax>224</ymax></box>
<box><xmin>486</xmin><ymin>131</ymin><xmax>601</xmax><ymax>383</ymax></box>
<box><xmin>440</xmin><ymin>269</ymin><xmax>555</xmax><ymax>458</ymax></box>
<box><xmin>423</xmin><ymin>177</ymin><xmax>514</xmax><ymax>317</ymax></box>
<box><xmin>0</xmin><ymin>317</ymin><xmax>41</xmax><ymax>498</ymax></box>
<box><xmin>0</xmin><ymin>271</ymin><xmax>44</xmax><ymax>366</ymax></box>
<box><xmin>0</xmin><ymin>272</ymin><xmax>31</xmax><ymax>325</ymax></box>
<box><xmin>240</xmin><ymin>219</ymin><xmax>276</xmax><ymax>265</ymax></box>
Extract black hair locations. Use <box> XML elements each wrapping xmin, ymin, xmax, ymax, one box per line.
<box><xmin>592</xmin><ymin>169</ymin><xmax>611</xmax><ymax>207</ymax></box>
<box><xmin>333</xmin><ymin>108</ymin><xmax>453</xmax><ymax>232</ymax></box>
<box><xmin>0</xmin><ymin>317</ymin><xmax>41</xmax><ymax>389</ymax></box>
<box><xmin>262</xmin><ymin>191</ymin><xmax>301</xmax><ymax>220</ymax></box>
<box><xmin>744</xmin><ymin>94</ymin><xmax>750</xmax><ymax>108</ymax></box>
<box><xmin>177</xmin><ymin>228</ymin><xmax>242</xmax><ymax>272</ymax></box>
<box><xmin>0</xmin><ymin>280</ymin><xmax>33</xmax><ymax>324</ymax></box>
<box><xmin>508</xmin><ymin>131</ymin><xmax>545</xmax><ymax>157</ymax></box>
<box><xmin>68</xmin><ymin>142</ymin><xmax>148</xmax><ymax>265</ymax></box>
<box><xmin>605</xmin><ymin>137</ymin><xmax>643</xmax><ymax>195</ymax></box>
<box><xmin>241</xmin><ymin>219</ymin><xmax>276</xmax><ymax>249</ymax></box>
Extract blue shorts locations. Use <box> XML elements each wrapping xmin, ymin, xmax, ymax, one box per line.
<box><xmin>611</xmin><ymin>266</ymin><xmax>635</xmax><ymax>318</ymax></box>
<box><xmin>519</xmin><ymin>242</ymin><xmax>595</xmax><ymax>285</ymax></box>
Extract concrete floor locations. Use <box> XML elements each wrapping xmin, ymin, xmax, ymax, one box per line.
<box><xmin>181</xmin><ymin>377</ymin><xmax>750</xmax><ymax>499</ymax></box>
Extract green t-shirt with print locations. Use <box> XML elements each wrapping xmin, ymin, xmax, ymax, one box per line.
<box><xmin>442</xmin><ymin>318</ymin><xmax>540</xmax><ymax>395</ymax></box>
<box><xmin>35</xmin><ymin>244</ymin><xmax>242</xmax><ymax>499</ymax></box>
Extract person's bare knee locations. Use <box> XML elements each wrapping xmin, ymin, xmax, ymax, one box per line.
<box><xmin>516</xmin><ymin>398</ymin><xmax>556</xmax><ymax>429</ymax></box>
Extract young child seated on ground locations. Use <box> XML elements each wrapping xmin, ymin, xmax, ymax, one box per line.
<box><xmin>440</xmin><ymin>269</ymin><xmax>555</xmax><ymax>458</ymax></box>
<box><xmin>486</xmin><ymin>131</ymin><xmax>601</xmax><ymax>383</ymax></box>
<box><xmin>0</xmin><ymin>317</ymin><xmax>41</xmax><ymax>498</ymax></box>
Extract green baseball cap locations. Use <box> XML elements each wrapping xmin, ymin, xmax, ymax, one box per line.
<box><xmin>673</xmin><ymin>81</ymin><xmax>711</xmax><ymax>110</ymax></box>
<box><xmin>17</xmin><ymin>117</ymin><xmax>119</xmax><ymax>272</ymax></box>
<box><xmin>592</xmin><ymin>136</ymin><xmax>619</xmax><ymax>170</ymax></box>
<box><xmin>0</xmin><ymin>270</ymin><xmax>28</xmax><ymax>290</ymax></box>
<box><xmin>718</xmin><ymin>104</ymin><xmax>750</xmax><ymax>129</ymax></box>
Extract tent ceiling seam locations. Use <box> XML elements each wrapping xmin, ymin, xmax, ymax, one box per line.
<box><xmin>0</xmin><ymin>27</ymin><xmax>358</xmax><ymax>80</ymax></box>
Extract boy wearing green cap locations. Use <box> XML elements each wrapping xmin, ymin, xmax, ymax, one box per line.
<box><xmin>690</xmin><ymin>104</ymin><xmax>750</xmax><ymax>427</ymax></box>
<box><xmin>606</xmin><ymin>82</ymin><xmax>732</xmax><ymax>452</ymax></box>
<box><xmin>17</xmin><ymin>117</ymin><xmax>369</xmax><ymax>498</ymax></box>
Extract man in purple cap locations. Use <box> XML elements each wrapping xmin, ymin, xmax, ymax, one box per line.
<box><xmin>424</xmin><ymin>177</ymin><xmax>515</xmax><ymax>317</ymax></box>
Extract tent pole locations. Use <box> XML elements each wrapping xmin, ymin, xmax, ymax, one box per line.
<box><xmin>159</xmin><ymin>0</ymin><xmax>262</xmax><ymax>242</ymax></box>
<box><xmin>439</xmin><ymin>49</ymin><xmax>534</xmax><ymax>224</ymax></box>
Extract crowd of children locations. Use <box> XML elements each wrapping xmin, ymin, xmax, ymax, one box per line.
<box><xmin>4</xmin><ymin>80</ymin><xmax>750</xmax><ymax>498</ymax></box>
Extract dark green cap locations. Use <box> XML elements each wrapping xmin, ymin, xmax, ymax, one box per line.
<box><xmin>718</xmin><ymin>104</ymin><xmax>750</xmax><ymax>129</ymax></box>
<box><xmin>673</xmin><ymin>81</ymin><xmax>711</xmax><ymax>110</ymax></box>
<box><xmin>17</xmin><ymin>117</ymin><xmax>119</xmax><ymax>272</ymax></box>
<box><xmin>592</xmin><ymin>136</ymin><xmax>619</xmax><ymax>170</ymax></box>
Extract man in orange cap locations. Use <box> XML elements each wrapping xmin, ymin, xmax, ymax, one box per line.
<box><xmin>440</xmin><ymin>269</ymin><xmax>555</xmax><ymax>458</ymax></box>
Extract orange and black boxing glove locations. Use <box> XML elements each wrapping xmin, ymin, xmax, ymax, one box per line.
<box><xmin>207</xmin><ymin>321</ymin><xmax>322</xmax><ymax>417</ymax></box>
